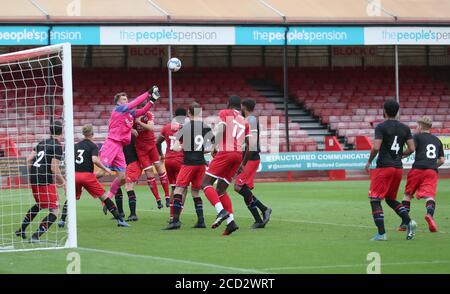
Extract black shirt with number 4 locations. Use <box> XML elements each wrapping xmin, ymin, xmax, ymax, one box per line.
<box><xmin>29</xmin><ymin>138</ymin><xmax>63</xmax><ymax>185</ymax></box>
<box><xmin>375</xmin><ymin>120</ymin><xmax>412</xmax><ymax>169</ymax></box>
<box><xmin>176</xmin><ymin>120</ymin><xmax>213</xmax><ymax>166</ymax></box>
<box><xmin>75</xmin><ymin>139</ymin><xmax>99</xmax><ymax>173</ymax></box>
<box><xmin>412</xmin><ymin>132</ymin><xmax>444</xmax><ymax>171</ymax></box>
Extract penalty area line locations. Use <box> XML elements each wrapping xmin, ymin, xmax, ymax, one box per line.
<box><xmin>139</xmin><ymin>209</ymin><xmax>449</xmax><ymax>234</ymax></box>
<box><xmin>77</xmin><ymin>247</ymin><xmax>268</xmax><ymax>274</ymax></box>
<box><xmin>261</xmin><ymin>260</ymin><xmax>450</xmax><ymax>271</ymax></box>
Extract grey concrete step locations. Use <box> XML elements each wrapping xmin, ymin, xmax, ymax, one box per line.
<box><xmin>304</xmin><ymin>129</ymin><xmax>332</xmax><ymax>135</ymax></box>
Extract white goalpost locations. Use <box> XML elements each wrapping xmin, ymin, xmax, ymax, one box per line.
<box><xmin>0</xmin><ymin>43</ymin><xmax>77</xmax><ymax>252</ymax></box>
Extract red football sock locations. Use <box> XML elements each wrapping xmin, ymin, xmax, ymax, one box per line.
<box><xmin>147</xmin><ymin>177</ymin><xmax>161</xmax><ymax>201</ymax></box>
<box><xmin>203</xmin><ymin>185</ymin><xmax>220</xmax><ymax>206</ymax></box>
<box><xmin>159</xmin><ymin>172</ymin><xmax>170</xmax><ymax>198</ymax></box>
<box><xmin>219</xmin><ymin>192</ymin><xmax>233</xmax><ymax>214</ymax></box>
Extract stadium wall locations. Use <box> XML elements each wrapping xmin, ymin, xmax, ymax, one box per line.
<box><xmin>2</xmin><ymin>45</ymin><xmax>450</xmax><ymax>68</ymax></box>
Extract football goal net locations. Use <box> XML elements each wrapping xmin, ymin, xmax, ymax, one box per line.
<box><xmin>0</xmin><ymin>43</ymin><xmax>76</xmax><ymax>252</ymax></box>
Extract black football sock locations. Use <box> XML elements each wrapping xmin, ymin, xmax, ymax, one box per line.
<box><xmin>386</xmin><ymin>199</ymin><xmax>411</xmax><ymax>225</ymax></box>
<box><xmin>193</xmin><ymin>196</ymin><xmax>204</xmax><ymax>223</ymax></box>
<box><xmin>21</xmin><ymin>204</ymin><xmax>40</xmax><ymax>231</ymax></box>
<box><xmin>249</xmin><ymin>200</ymin><xmax>263</xmax><ymax>223</ymax></box>
<box><xmin>115</xmin><ymin>188</ymin><xmax>124</xmax><ymax>215</ymax></box>
<box><xmin>104</xmin><ymin>198</ymin><xmax>122</xmax><ymax>220</ymax></box>
<box><xmin>370</xmin><ymin>201</ymin><xmax>385</xmax><ymax>235</ymax></box>
<box><xmin>172</xmin><ymin>194</ymin><xmax>183</xmax><ymax>223</ymax></box>
<box><xmin>127</xmin><ymin>190</ymin><xmax>137</xmax><ymax>216</ymax></box>
<box><xmin>402</xmin><ymin>200</ymin><xmax>411</xmax><ymax>213</ymax></box>
<box><xmin>237</xmin><ymin>185</ymin><xmax>254</xmax><ymax>205</ymax></box>
<box><xmin>33</xmin><ymin>213</ymin><xmax>57</xmax><ymax>238</ymax></box>
<box><xmin>426</xmin><ymin>200</ymin><xmax>436</xmax><ymax>217</ymax></box>
<box><xmin>237</xmin><ymin>185</ymin><xmax>263</xmax><ymax>223</ymax></box>
<box><xmin>253</xmin><ymin>196</ymin><xmax>268</xmax><ymax>213</ymax></box>
<box><xmin>60</xmin><ymin>200</ymin><xmax>68</xmax><ymax>222</ymax></box>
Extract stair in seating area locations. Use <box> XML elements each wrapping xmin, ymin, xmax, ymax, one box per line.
<box><xmin>248</xmin><ymin>80</ymin><xmax>334</xmax><ymax>150</ymax></box>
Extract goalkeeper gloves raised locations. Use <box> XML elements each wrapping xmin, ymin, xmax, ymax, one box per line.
<box><xmin>148</xmin><ymin>85</ymin><xmax>160</xmax><ymax>103</ymax></box>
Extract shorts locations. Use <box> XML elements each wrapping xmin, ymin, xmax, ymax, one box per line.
<box><xmin>368</xmin><ymin>167</ymin><xmax>403</xmax><ymax>200</ymax></box>
<box><xmin>405</xmin><ymin>168</ymin><xmax>438</xmax><ymax>199</ymax></box>
<box><xmin>126</xmin><ymin>161</ymin><xmax>142</xmax><ymax>183</ymax></box>
<box><xmin>165</xmin><ymin>157</ymin><xmax>183</xmax><ymax>185</ymax></box>
<box><xmin>176</xmin><ymin>165</ymin><xmax>206</xmax><ymax>190</ymax></box>
<box><xmin>31</xmin><ymin>184</ymin><xmax>59</xmax><ymax>209</ymax></box>
<box><xmin>136</xmin><ymin>146</ymin><xmax>160</xmax><ymax>170</ymax></box>
<box><xmin>206</xmin><ymin>151</ymin><xmax>242</xmax><ymax>184</ymax></box>
<box><xmin>235</xmin><ymin>159</ymin><xmax>260</xmax><ymax>190</ymax></box>
<box><xmin>75</xmin><ymin>172</ymin><xmax>105</xmax><ymax>200</ymax></box>
<box><xmin>99</xmin><ymin>139</ymin><xmax>126</xmax><ymax>172</ymax></box>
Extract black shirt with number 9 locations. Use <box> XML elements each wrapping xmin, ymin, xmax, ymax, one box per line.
<box><xmin>29</xmin><ymin>138</ymin><xmax>63</xmax><ymax>185</ymax></box>
<box><xmin>375</xmin><ymin>120</ymin><xmax>412</xmax><ymax>169</ymax></box>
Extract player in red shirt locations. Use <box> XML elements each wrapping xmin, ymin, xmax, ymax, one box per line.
<box><xmin>134</xmin><ymin>105</ymin><xmax>170</xmax><ymax>209</ymax></box>
<box><xmin>234</xmin><ymin>99</ymin><xmax>272</xmax><ymax>229</ymax></box>
<box><xmin>202</xmin><ymin>95</ymin><xmax>250</xmax><ymax>235</ymax></box>
<box><xmin>156</xmin><ymin>107</ymin><xmax>186</xmax><ymax>220</ymax></box>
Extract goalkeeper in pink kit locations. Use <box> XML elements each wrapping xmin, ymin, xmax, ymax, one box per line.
<box><xmin>99</xmin><ymin>86</ymin><xmax>161</xmax><ymax>200</ymax></box>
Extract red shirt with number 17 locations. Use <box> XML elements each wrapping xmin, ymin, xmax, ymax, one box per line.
<box><xmin>160</xmin><ymin>122</ymin><xmax>184</xmax><ymax>160</ymax></box>
<box><xmin>217</xmin><ymin>108</ymin><xmax>250</xmax><ymax>152</ymax></box>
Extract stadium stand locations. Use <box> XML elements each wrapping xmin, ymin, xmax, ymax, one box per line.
<box><xmin>272</xmin><ymin>67</ymin><xmax>450</xmax><ymax>148</ymax></box>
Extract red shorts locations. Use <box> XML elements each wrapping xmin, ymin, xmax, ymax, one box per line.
<box><xmin>126</xmin><ymin>161</ymin><xmax>142</xmax><ymax>183</ymax></box>
<box><xmin>176</xmin><ymin>165</ymin><xmax>206</xmax><ymax>190</ymax></box>
<box><xmin>136</xmin><ymin>146</ymin><xmax>160</xmax><ymax>170</ymax></box>
<box><xmin>235</xmin><ymin>159</ymin><xmax>260</xmax><ymax>189</ymax></box>
<box><xmin>405</xmin><ymin>168</ymin><xmax>438</xmax><ymax>199</ymax></box>
<box><xmin>75</xmin><ymin>172</ymin><xmax>105</xmax><ymax>200</ymax></box>
<box><xmin>31</xmin><ymin>184</ymin><xmax>59</xmax><ymax>209</ymax></box>
<box><xmin>165</xmin><ymin>157</ymin><xmax>183</xmax><ymax>185</ymax></box>
<box><xmin>206</xmin><ymin>151</ymin><xmax>242</xmax><ymax>184</ymax></box>
<box><xmin>369</xmin><ymin>167</ymin><xmax>403</xmax><ymax>200</ymax></box>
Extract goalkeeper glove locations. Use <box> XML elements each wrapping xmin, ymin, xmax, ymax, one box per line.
<box><xmin>148</xmin><ymin>86</ymin><xmax>160</xmax><ymax>102</ymax></box>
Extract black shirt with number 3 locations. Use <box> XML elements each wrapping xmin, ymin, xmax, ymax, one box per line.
<box><xmin>375</xmin><ymin>120</ymin><xmax>412</xmax><ymax>169</ymax></box>
<box><xmin>29</xmin><ymin>138</ymin><xmax>63</xmax><ymax>185</ymax></box>
<box><xmin>412</xmin><ymin>133</ymin><xmax>444</xmax><ymax>171</ymax></box>
<box><xmin>75</xmin><ymin>139</ymin><xmax>99</xmax><ymax>173</ymax></box>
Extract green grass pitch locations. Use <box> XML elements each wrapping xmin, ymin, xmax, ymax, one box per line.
<box><xmin>1</xmin><ymin>179</ymin><xmax>450</xmax><ymax>274</ymax></box>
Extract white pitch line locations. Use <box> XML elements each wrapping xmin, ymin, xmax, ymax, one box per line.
<box><xmin>138</xmin><ymin>208</ymin><xmax>449</xmax><ymax>234</ymax></box>
<box><xmin>261</xmin><ymin>260</ymin><xmax>450</xmax><ymax>271</ymax></box>
<box><xmin>77</xmin><ymin>247</ymin><xmax>268</xmax><ymax>274</ymax></box>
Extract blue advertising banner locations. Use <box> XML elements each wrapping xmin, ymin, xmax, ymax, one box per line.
<box><xmin>51</xmin><ymin>26</ymin><xmax>100</xmax><ymax>45</ymax></box>
<box><xmin>235</xmin><ymin>26</ymin><xmax>365</xmax><ymax>45</ymax></box>
<box><xmin>0</xmin><ymin>26</ymin><xmax>48</xmax><ymax>45</ymax></box>
<box><xmin>1</xmin><ymin>26</ymin><xmax>450</xmax><ymax>46</ymax></box>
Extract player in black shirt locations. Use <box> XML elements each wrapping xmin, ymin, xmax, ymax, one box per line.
<box><xmin>122</xmin><ymin>134</ymin><xmax>142</xmax><ymax>221</ymax></box>
<box><xmin>16</xmin><ymin>121</ymin><xmax>65</xmax><ymax>242</ymax></box>
<box><xmin>234</xmin><ymin>99</ymin><xmax>272</xmax><ymax>229</ymax></box>
<box><xmin>365</xmin><ymin>99</ymin><xmax>417</xmax><ymax>241</ymax></box>
<box><xmin>401</xmin><ymin>116</ymin><xmax>445</xmax><ymax>232</ymax></box>
<box><xmin>165</xmin><ymin>102</ymin><xmax>214</xmax><ymax>230</ymax></box>
<box><xmin>59</xmin><ymin>124</ymin><xmax>129</xmax><ymax>228</ymax></box>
